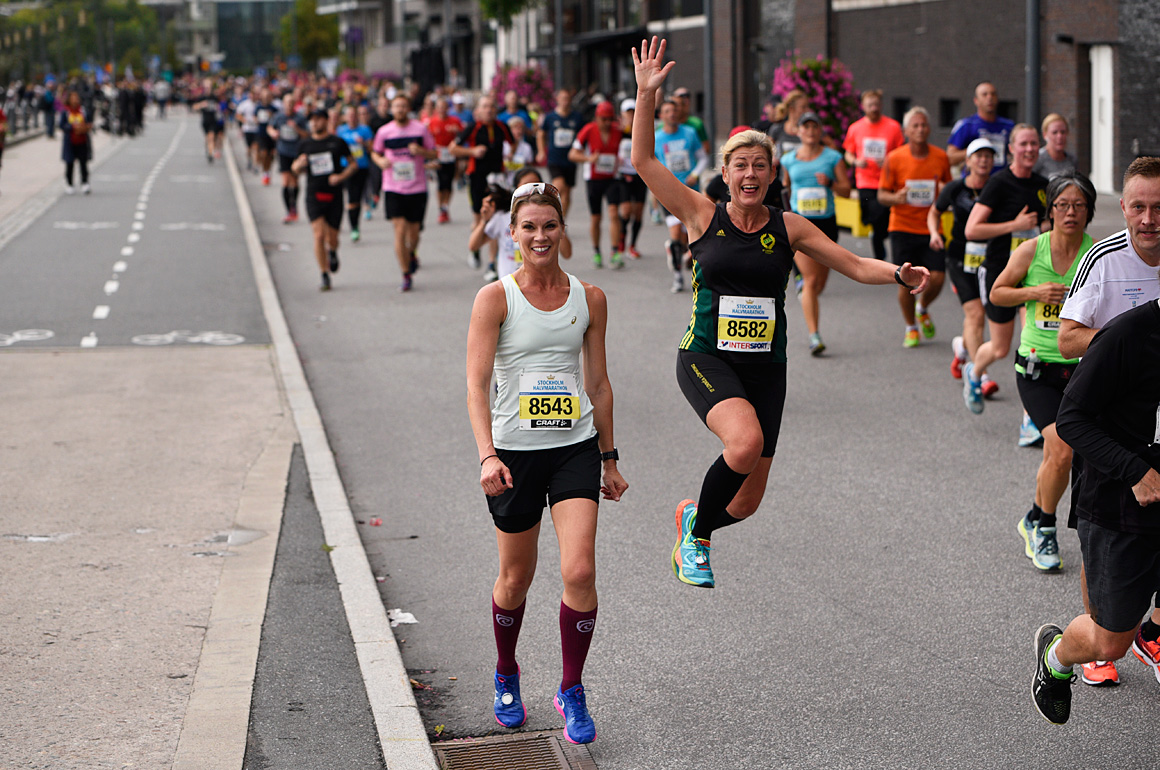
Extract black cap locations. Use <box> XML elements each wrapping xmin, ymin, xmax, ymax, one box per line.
<box><xmin>798</xmin><ymin>110</ymin><xmax>821</xmax><ymax>127</ymax></box>
<box><xmin>309</xmin><ymin>108</ymin><xmax>329</xmax><ymax>119</ymax></box>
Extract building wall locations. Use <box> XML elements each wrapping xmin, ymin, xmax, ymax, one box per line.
<box><xmin>1117</xmin><ymin>0</ymin><xmax>1160</xmax><ymax>177</ymax></box>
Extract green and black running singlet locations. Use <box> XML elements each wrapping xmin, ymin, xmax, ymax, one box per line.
<box><xmin>679</xmin><ymin>204</ymin><xmax>796</xmax><ymax>363</ymax></box>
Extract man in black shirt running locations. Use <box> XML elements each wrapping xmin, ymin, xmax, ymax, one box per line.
<box><xmin>293</xmin><ymin>109</ymin><xmax>355</xmax><ymax>291</ymax></box>
<box><xmin>1032</xmin><ymin>299</ymin><xmax>1160</xmax><ymax>725</ymax></box>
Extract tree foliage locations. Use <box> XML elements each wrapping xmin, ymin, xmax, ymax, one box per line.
<box><xmin>278</xmin><ymin>0</ymin><xmax>338</xmax><ymax>70</ymax></box>
<box><xmin>479</xmin><ymin>0</ymin><xmax>543</xmax><ymax>30</ymax></box>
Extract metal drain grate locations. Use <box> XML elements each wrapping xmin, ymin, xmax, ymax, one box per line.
<box><xmin>433</xmin><ymin>730</ymin><xmax>597</xmax><ymax>770</ymax></box>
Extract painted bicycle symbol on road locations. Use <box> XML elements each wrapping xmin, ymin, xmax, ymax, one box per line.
<box><xmin>0</xmin><ymin>329</ymin><xmax>54</xmax><ymax>346</ymax></box>
<box><xmin>131</xmin><ymin>330</ymin><xmax>245</xmax><ymax>346</ymax></box>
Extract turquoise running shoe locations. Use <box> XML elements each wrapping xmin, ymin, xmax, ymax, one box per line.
<box><xmin>554</xmin><ymin>683</ymin><xmax>596</xmax><ymax>744</ymax></box>
<box><xmin>493</xmin><ymin>669</ymin><xmax>526</xmax><ymax>728</ymax></box>
<box><xmin>962</xmin><ymin>362</ymin><xmax>984</xmax><ymax>415</ymax></box>
<box><xmin>672</xmin><ymin>499</ymin><xmax>714</xmax><ymax>588</ymax></box>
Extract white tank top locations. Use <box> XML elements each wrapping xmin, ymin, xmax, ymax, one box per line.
<box><xmin>492</xmin><ymin>272</ymin><xmax>595</xmax><ymax>450</ymax></box>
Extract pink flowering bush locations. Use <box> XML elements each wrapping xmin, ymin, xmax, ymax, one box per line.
<box><xmin>772</xmin><ymin>51</ymin><xmax>861</xmax><ymax>141</ymax></box>
<box><xmin>490</xmin><ymin>63</ymin><xmax>554</xmax><ymax>112</ymax></box>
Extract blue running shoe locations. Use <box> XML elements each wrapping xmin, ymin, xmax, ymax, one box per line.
<box><xmin>493</xmin><ymin>669</ymin><xmax>526</xmax><ymax>728</ymax></box>
<box><xmin>962</xmin><ymin>362</ymin><xmax>984</xmax><ymax>415</ymax></box>
<box><xmin>1019</xmin><ymin>412</ymin><xmax>1044</xmax><ymax>447</ymax></box>
<box><xmin>554</xmin><ymin>683</ymin><xmax>596</xmax><ymax>744</ymax></box>
<box><xmin>1029</xmin><ymin>525</ymin><xmax>1062</xmax><ymax>571</ymax></box>
<box><xmin>672</xmin><ymin>499</ymin><xmax>714</xmax><ymax>588</ymax></box>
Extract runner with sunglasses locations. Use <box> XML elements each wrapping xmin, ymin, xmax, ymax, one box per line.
<box><xmin>466</xmin><ymin>180</ymin><xmax>628</xmax><ymax>744</ymax></box>
<box><xmin>631</xmin><ymin>37</ymin><xmax>929</xmax><ymax>588</ymax></box>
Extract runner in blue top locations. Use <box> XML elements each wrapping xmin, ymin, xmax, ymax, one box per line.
<box><xmin>947</xmin><ymin>81</ymin><xmax>1015</xmax><ymax>172</ymax></box>
<box><xmin>781</xmin><ymin>111</ymin><xmax>850</xmax><ymax>355</ymax></box>
<box><xmin>537</xmin><ymin>90</ymin><xmax>585</xmax><ymax>218</ymax></box>
<box><xmin>336</xmin><ymin>105</ymin><xmax>374</xmax><ymax>241</ymax></box>
<box><xmin>654</xmin><ymin>99</ymin><xmax>707</xmax><ymax>293</ymax></box>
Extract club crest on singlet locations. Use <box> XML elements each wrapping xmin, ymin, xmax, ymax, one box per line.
<box><xmin>760</xmin><ymin>233</ymin><xmax>776</xmax><ymax>253</ymax></box>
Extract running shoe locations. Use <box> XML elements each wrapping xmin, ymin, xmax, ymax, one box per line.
<box><xmin>610</xmin><ymin>251</ymin><xmax>624</xmax><ymax>270</ymax></box>
<box><xmin>282</xmin><ymin>213</ymin><xmax>294</xmax><ymax>224</ymax></box>
<box><xmin>962</xmin><ymin>362</ymin><xmax>984</xmax><ymax>415</ymax></box>
<box><xmin>1032</xmin><ymin>623</ymin><xmax>1074</xmax><ymax>725</ymax></box>
<box><xmin>469</xmin><ymin>251</ymin><xmax>481</xmax><ymax>269</ymax></box>
<box><xmin>262</xmin><ymin>173</ymin><xmax>270</xmax><ymax>186</ymax></box>
<box><xmin>1027</xmin><ymin>522</ymin><xmax>1061</xmax><ymax>571</ymax></box>
<box><xmin>328</xmin><ymin>250</ymin><xmax>340</xmax><ymax>273</ymax></box>
<box><xmin>664</xmin><ymin>240</ymin><xmax>677</xmax><ymax>271</ymax></box>
<box><xmin>917</xmin><ymin>309</ymin><xmax>935</xmax><ymax>339</ymax></box>
<box><xmin>438</xmin><ymin>209</ymin><xmax>450</xmax><ymax>224</ymax></box>
<box><xmin>409</xmin><ymin>252</ymin><xmax>420</xmax><ymax>274</ymax></box>
<box><xmin>670</xmin><ymin>274</ymin><xmax>684</xmax><ymax>294</ymax></box>
<box><xmin>1131</xmin><ymin>629</ymin><xmax>1160</xmax><ymax>682</ymax></box>
<box><xmin>809</xmin><ymin>332</ymin><xmax>826</xmax><ymax>357</ymax></box>
<box><xmin>592</xmin><ymin>253</ymin><xmax>603</xmax><ymax>269</ymax></box>
<box><xmin>951</xmin><ymin>336</ymin><xmax>966</xmax><ymax>380</ymax></box>
<box><xmin>1019</xmin><ymin>413</ymin><xmax>1044</xmax><ymax>447</ymax></box>
<box><xmin>320</xmin><ymin>272</ymin><xmax>331</xmax><ymax>291</ymax></box>
<box><xmin>1080</xmin><ymin>660</ymin><xmax>1120</xmax><ymax>687</ymax></box>
<box><xmin>64</xmin><ymin>184</ymin><xmax>75</xmax><ymax>195</ymax></box>
<box><xmin>364</xmin><ymin>206</ymin><xmax>374</xmax><ymax>221</ymax></box>
<box><xmin>400</xmin><ymin>274</ymin><xmax>412</xmax><ymax>292</ymax></box>
<box><xmin>903</xmin><ymin>328</ymin><xmax>920</xmax><ymax>348</ymax></box>
<box><xmin>628</xmin><ymin>246</ymin><xmax>641</xmax><ymax>259</ymax></box>
<box><xmin>351</xmin><ymin>229</ymin><xmax>360</xmax><ymax>243</ymax></box>
<box><xmin>981</xmin><ymin>378</ymin><xmax>999</xmax><ymax>398</ymax></box>
<box><xmin>82</xmin><ymin>183</ymin><xmax>91</xmax><ymax>195</ymax></box>
<box><xmin>555</xmin><ymin>684</ymin><xmax>596</xmax><ymax>744</ymax></box>
<box><xmin>793</xmin><ymin>267</ymin><xmax>804</xmax><ymax>296</ymax></box>
<box><xmin>651</xmin><ymin>207</ymin><xmax>663</xmax><ymax>224</ymax></box>
<box><xmin>672</xmin><ymin>499</ymin><xmax>714</xmax><ymax>588</ymax></box>
<box><xmin>493</xmin><ymin>669</ymin><xmax>527</xmax><ymax>728</ymax></box>
<box><xmin>482</xmin><ymin>267</ymin><xmax>499</xmax><ymax>283</ymax></box>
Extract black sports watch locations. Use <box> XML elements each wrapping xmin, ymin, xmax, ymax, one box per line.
<box><xmin>894</xmin><ymin>265</ymin><xmax>911</xmax><ymax>288</ymax></box>
<box><xmin>600</xmin><ymin>448</ymin><xmax>619</xmax><ymax>462</ymax></box>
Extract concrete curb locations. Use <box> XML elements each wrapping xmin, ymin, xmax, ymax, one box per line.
<box><xmin>224</xmin><ymin>139</ymin><xmax>439</xmax><ymax>769</ymax></box>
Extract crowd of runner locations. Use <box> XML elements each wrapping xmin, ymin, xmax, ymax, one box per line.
<box><xmin>18</xmin><ymin>39</ymin><xmax>1159</xmax><ymax>741</ymax></box>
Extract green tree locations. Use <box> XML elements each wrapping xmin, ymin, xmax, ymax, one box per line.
<box><xmin>279</xmin><ymin>0</ymin><xmax>337</xmax><ymax>70</ymax></box>
<box><xmin>479</xmin><ymin>0</ymin><xmax>542</xmax><ymax>29</ymax></box>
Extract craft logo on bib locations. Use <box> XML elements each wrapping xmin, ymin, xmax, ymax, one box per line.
<box><xmin>760</xmin><ymin>233</ymin><xmax>776</xmax><ymax>253</ymax></box>
<box><xmin>518</xmin><ymin>372</ymin><xmax>579</xmax><ymax>430</ymax></box>
<box><xmin>717</xmin><ymin>296</ymin><xmax>775</xmax><ymax>352</ymax></box>
<box><xmin>308</xmin><ymin>152</ymin><xmax>335</xmax><ymax>176</ymax></box>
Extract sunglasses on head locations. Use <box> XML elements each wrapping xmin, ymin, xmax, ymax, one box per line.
<box><xmin>511</xmin><ymin>182</ymin><xmax>562</xmax><ymax>207</ymax></box>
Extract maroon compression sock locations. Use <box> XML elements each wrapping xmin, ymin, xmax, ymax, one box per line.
<box><xmin>559</xmin><ymin>601</ymin><xmax>597</xmax><ymax>691</ymax></box>
<box><xmin>493</xmin><ymin>598</ymin><xmax>525</xmax><ymax>676</ymax></box>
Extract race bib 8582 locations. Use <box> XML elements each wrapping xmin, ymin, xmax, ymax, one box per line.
<box><xmin>717</xmin><ymin>296</ymin><xmax>775</xmax><ymax>353</ymax></box>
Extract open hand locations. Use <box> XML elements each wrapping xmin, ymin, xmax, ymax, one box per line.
<box><xmin>632</xmin><ymin>36</ymin><xmax>676</xmax><ymax>95</ymax></box>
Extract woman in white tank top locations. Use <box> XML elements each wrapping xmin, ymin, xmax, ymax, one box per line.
<box><xmin>466</xmin><ymin>181</ymin><xmax>628</xmax><ymax>744</ymax></box>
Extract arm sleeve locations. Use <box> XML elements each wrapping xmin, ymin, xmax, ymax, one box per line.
<box><xmin>1057</xmin><ymin>328</ymin><xmax>1154</xmax><ymax>485</ymax></box>
<box><xmin>691</xmin><ymin>145</ymin><xmax>709</xmax><ymax>177</ymax></box>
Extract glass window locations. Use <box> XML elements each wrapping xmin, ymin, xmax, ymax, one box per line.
<box><xmin>938</xmin><ymin>98</ymin><xmax>959</xmax><ymax>129</ymax></box>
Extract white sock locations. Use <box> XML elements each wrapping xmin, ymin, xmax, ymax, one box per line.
<box><xmin>906</xmin><ymin>324</ymin><xmax>918</xmax><ymax>332</ymax></box>
<box><xmin>952</xmin><ymin>336</ymin><xmax>967</xmax><ymax>361</ymax></box>
<box><xmin>1046</xmin><ymin>637</ymin><xmax>1073</xmax><ymax>675</ymax></box>
<box><xmin>981</xmin><ymin>373</ymin><xmax>993</xmax><ymax>384</ymax></box>
<box><xmin>915</xmin><ymin>304</ymin><xmax>927</xmax><ymax>315</ymax></box>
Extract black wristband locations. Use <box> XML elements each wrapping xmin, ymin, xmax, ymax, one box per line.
<box><xmin>480</xmin><ymin>454</ymin><xmax>498</xmax><ymax>466</ymax></box>
<box><xmin>600</xmin><ymin>448</ymin><xmax>619</xmax><ymax>462</ymax></box>
<box><xmin>894</xmin><ymin>266</ymin><xmax>910</xmax><ymax>288</ymax></box>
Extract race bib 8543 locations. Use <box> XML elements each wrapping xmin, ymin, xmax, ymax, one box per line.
<box><xmin>518</xmin><ymin>372</ymin><xmax>579</xmax><ymax>429</ymax></box>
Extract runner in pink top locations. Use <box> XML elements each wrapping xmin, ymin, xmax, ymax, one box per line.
<box><xmin>372</xmin><ymin>95</ymin><xmax>438</xmax><ymax>292</ymax></box>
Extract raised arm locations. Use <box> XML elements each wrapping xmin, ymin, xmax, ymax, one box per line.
<box><xmin>630</xmin><ymin>37</ymin><xmax>716</xmax><ymax>238</ymax></box>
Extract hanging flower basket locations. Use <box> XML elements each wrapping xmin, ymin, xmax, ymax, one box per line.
<box><xmin>772</xmin><ymin>52</ymin><xmax>861</xmax><ymax>140</ymax></box>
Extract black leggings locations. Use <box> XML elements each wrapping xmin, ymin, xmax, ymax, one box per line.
<box><xmin>65</xmin><ymin>159</ymin><xmax>89</xmax><ymax>186</ymax></box>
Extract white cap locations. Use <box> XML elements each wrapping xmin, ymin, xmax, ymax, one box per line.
<box><xmin>620</xmin><ymin>98</ymin><xmax>636</xmax><ymax>112</ymax></box>
<box><xmin>451</xmin><ymin>93</ymin><xmax>465</xmax><ymax>104</ymax></box>
<box><xmin>966</xmin><ymin>137</ymin><xmax>996</xmax><ymax>157</ymax></box>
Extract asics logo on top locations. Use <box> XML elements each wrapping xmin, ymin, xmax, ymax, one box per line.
<box><xmin>576</xmin><ymin>619</ymin><xmax>595</xmax><ymax>633</ymax></box>
<box><xmin>496</xmin><ymin>614</ymin><xmax>514</xmax><ymax>627</ymax></box>
<box><xmin>571</xmin><ymin>316</ymin><xmax>577</xmax><ymax>325</ymax></box>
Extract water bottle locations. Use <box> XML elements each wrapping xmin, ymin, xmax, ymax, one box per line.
<box><xmin>1026</xmin><ymin>347</ymin><xmax>1040</xmax><ymax>380</ymax></box>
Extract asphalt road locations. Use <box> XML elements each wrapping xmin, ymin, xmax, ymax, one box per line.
<box><xmin>238</xmin><ymin>129</ymin><xmax>1160</xmax><ymax>768</ymax></box>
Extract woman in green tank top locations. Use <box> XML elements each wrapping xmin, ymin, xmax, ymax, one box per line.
<box><xmin>990</xmin><ymin>173</ymin><xmax>1097</xmax><ymax>574</ymax></box>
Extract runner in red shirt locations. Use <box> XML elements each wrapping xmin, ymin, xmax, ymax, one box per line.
<box><xmin>843</xmin><ymin>89</ymin><xmax>904</xmax><ymax>261</ymax></box>
<box><xmin>424</xmin><ymin>96</ymin><xmax>464</xmax><ymax>223</ymax></box>
<box><xmin>568</xmin><ymin>102</ymin><xmax>624</xmax><ymax>268</ymax></box>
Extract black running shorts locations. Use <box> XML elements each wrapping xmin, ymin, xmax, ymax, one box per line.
<box><xmin>610</xmin><ymin>174</ymin><xmax>647</xmax><ymax>205</ymax></box>
<box><xmin>384</xmin><ymin>191</ymin><xmax>428</xmax><ymax>223</ymax></box>
<box><xmin>1078</xmin><ymin>518</ymin><xmax>1160</xmax><ymax>633</ymax></box>
<box><xmin>1015</xmin><ymin>364</ymin><xmax>1075</xmax><ymax>431</ymax></box>
<box><xmin>585</xmin><ymin>178</ymin><xmax>616</xmax><ymax>216</ymax></box>
<box><xmin>675</xmin><ymin>350</ymin><xmax>787</xmax><ymax>457</ymax></box>
<box><xmin>945</xmin><ymin>254</ymin><xmax>981</xmax><ymax>304</ymax></box>
<box><xmin>278</xmin><ymin>152</ymin><xmax>296</xmax><ymax>174</ymax></box>
<box><xmin>436</xmin><ymin>161</ymin><xmax>456</xmax><ymax>192</ymax></box>
<box><xmin>306</xmin><ymin>192</ymin><xmax>343</xmax><ymax>229</ymax></box>
<box><xmin>979</xmin><ymin>263</ymin><xmax>1018</xmax><ymax>324</ymax></box>
<box><xmin>486</xmin><ymin>435</ymin><xmax>601</xmax><ymax>534</ymax></box>
<box><xmin>890</xmin><ymin>231</ymin><xmax>945</xmax><ymax>273</ymax></box>
<box><xmin>548</xmin><ymin>164</ymin><xmax>577</xmax><ymax>189</ymax></box>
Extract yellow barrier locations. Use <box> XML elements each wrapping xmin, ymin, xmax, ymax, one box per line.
<box><xmin>834</xmin><ymin>194</ymin><xmax>954</xmax><ymax>241</ymax></box>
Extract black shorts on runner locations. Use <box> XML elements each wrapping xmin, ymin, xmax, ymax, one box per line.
<box><xmin>858</xmin><ymin>188</ymin><xmax>890</xmax><ymax>227</ymax></box>
<box><xmin>384</xmin><ymin>191</ymin><xmax>428</xmax><ymax>223</ymax></box>
<box><xmin>1078</xmin><ymin>518</ymin><xmax>1160</xmax><ymax>633</ymax></box>
<box><xmin>486</xmin><ymin>435</ymin><xmax>601</xmax><ymax>534</ymax></box>
<box><xmin>675</xmin><ymin>350</ymin><xmax>787</xmax><ymax>457</ymax></box>
<box><xmin>945</xmin><ymin>255</ymin><xmax>981</xmax><ymax>304</ymax></box>
<box><xmin>306</xmin><ymin>193</ymin><xmax>344</xmax><ymax>229</ymax></box>
<box><xmin>890</xmin><ymin>231</ymin><xmax>945</xmax><ymax>273</ymax></box>
<box><xmin>586</xmin><ymin>178</ymin><xmax>616</xmax><ymax>215</ymax></box>
<box><xmin>345</xmin><ymin>167</ymin><xmax>369</xmax><ymax>200</ymax></box>
<box><xmin>436</xmin><ymin>162</ymin><xmax>456</xmax><ymax>192</ymax></box>
<box><xmin>806</xmin><ymin>216</ymin><xmax>839</xmax><ymax>243</ymax></box>
<box><xmin>548</xmin><ymin>164</ymin><xmax>577</xmax><ymax>188</ymax></box>
<box><xmin>278</xmin><ymin>152</ymin><xmax>296</xmax><ymax>174</ymax></box>
<box><xmin>1015</xmin><ymin>362</ymin><xmax>1075</xmax><ymax>431</ymax></box>
<box><xmin>468</xmin><ymin>172</ymin><xmax>490</xmax><ymax>214</ymax></box>
<box><xmin>243</xmin><ymin>132</ymin><xmax>258</xmax><ymax>147</ymax></box>
<box><xmin>979</xmin><ymin>263</ymin><xmax>1018</xmax><ymax>324</ymax></box>
<box><xmin>258</xmin><ymin>131</ymin><xmax>276</xmax><ymax>152</ymax></box>
<box><xmin>609</xmin><ymin>175</ymin><xmax>647</xmax><ymax>206</ymax></box>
